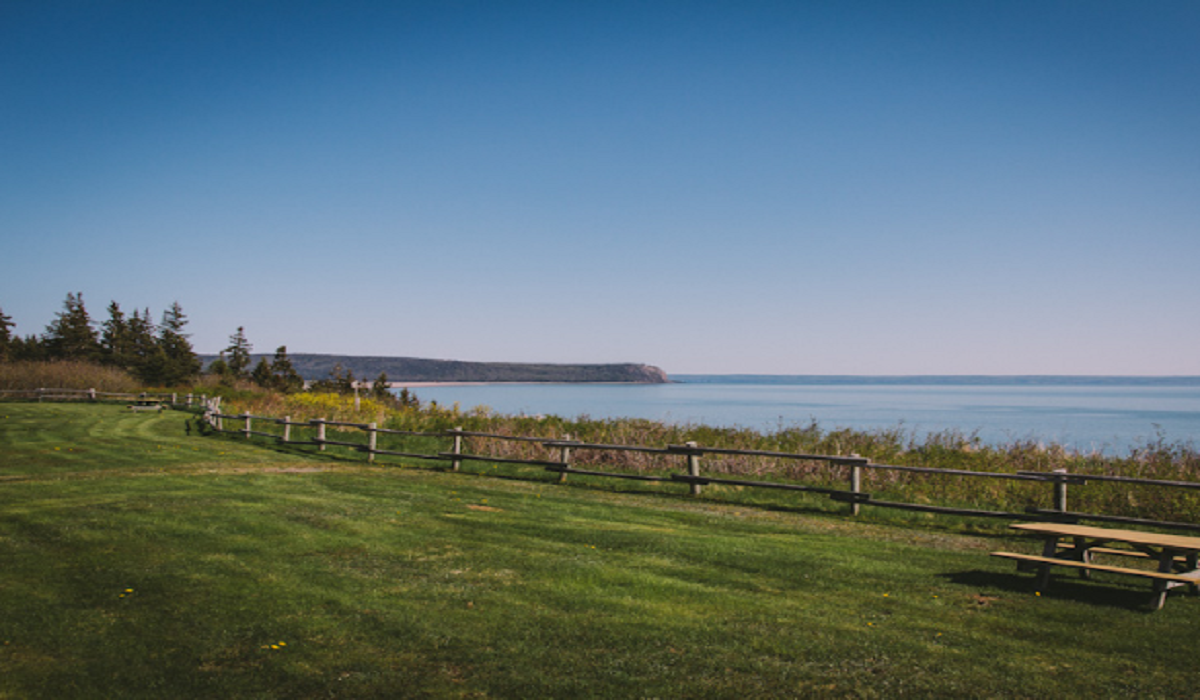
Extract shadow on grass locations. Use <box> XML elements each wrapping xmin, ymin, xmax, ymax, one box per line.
<box><xmin>941</xmin><ymin>568</ymin><xmax>1172</xmax><ymax>612</ymax></box>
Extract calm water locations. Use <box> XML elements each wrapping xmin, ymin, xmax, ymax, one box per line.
<box><xmin>401</xmin><ymin>376</ymin><xmax>1200</xmax><ymax>455</ymax></box>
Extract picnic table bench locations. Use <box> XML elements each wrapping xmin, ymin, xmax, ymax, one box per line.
<box><xmin>128</xmin><ymin>398</ymin><xmax>165</xmax><ymax>412</ymax></box>
<box><xmin>992</xmin><ymin>522</ymin><xmax>1200</xmax><ymax>610</ymax></box>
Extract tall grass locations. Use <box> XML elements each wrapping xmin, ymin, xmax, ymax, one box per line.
<box><xmin>0</xmin><ymin>360</ymin><xmax>141</xmax><ymax>393</ymax></box>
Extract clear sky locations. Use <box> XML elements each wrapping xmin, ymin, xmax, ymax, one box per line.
<box><xmin>2</xmin><ymin>1</ymin><xmax>1197</xmax><ymax>375</ymax></box>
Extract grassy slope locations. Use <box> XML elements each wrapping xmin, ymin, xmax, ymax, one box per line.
<box><xmin>1</xmin><ymin>404</ymin><xmax>1197</xmax><ymax>699</ymax></box>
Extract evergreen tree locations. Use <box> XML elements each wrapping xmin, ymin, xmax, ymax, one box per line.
<box><xmin>370</xmin><ymin>372</ymin><xmax>392</xmax><ymax>402</ymax></box>
<box><xmin>11</xmin><ymin>335</ymin><xmax>46</xmax><ymax>361</ymax></box>
<box><xmin>270</xmin><ymin>345</ymin><xmax>304</xmax><ymax>393</ymax></box>
<box><xmin>43</xmin><ymin>292</ymin><xmax>100</xmax><ymax>361</ymax></box>
<box><xmin>224</xmin><ymin>327</ymin><xmax>253</xmax><ymax>379</ymax></box>
<box><xmin>100</xmin><ymin>302</ymin><xmax>135</xmax><ymax>369</ymax></box>
<box><xmin>250</xmin><ymin>357</ymin><xmax>274</xmax><ymax>388</ymax></box>
<box><xmin>396</xmin><ymin>387</ymin><xmax>419</xmax><ymax>409</ymax></box>
<box><xmin>311</xmin><ymin>363</ymin><xmax>354</xmax><ymax>394</ymax></box>
<box><xmin>0</xmin><ymin>306</ymin><xmax>13</xmax><ymax>362</ymax></box>
<box><xmin>157</xmin><ymin>302</ymin><xmax>201</xmax><ymax>385</ymax></box>
<box><xmin>206</xmin><ymin>354</ymin><xmax>230</xmax><ymax>379</ymax></box>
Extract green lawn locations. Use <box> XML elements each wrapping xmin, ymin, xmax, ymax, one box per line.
<box><xmin>1</xmin><ymin>404</ymin><xmax>1197</xmax><ymax>698</ymax></box>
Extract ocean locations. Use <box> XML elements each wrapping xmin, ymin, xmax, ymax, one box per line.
<box><xmin>400</xmin><ymin>376</ymin><xmax>1200</xmax><ymax>455</ymax></box>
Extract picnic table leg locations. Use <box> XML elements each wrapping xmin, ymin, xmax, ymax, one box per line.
<box><xmin>1188</xmin><ymin>553</ymin><xmax>1200</xmax><ymax>595</ymax></box>
<box><xmin>1035</xmin><ymin>537</ymin><xmax>1058</xmax><ymax>591</ymax></box>
<box><xmin>1074</xmin><ymin>537</ymin><xmax>1092</xmax><ymax>580</ymax></box>
<box><xmin>1150</xmin><ymin>551</ymin><xmax>1177</xmax><ymax>610</ymax></box>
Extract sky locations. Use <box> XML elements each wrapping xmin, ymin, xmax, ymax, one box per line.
<box><xmin>2</xmin><ymin>1</ymin><xmax>1198</xmax><ymax>375</ymax></box>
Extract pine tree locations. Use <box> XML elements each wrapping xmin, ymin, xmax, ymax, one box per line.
<box><xmin>11</xmin><ymin>335</ymin><xmax>45</xmax><ymax>361</ymax></box>
<box><xmin>224</xmin><ymin>327</ymin><xmax>253</xmax><ymax>379</ymax></box>
<box><xmin>124</xmin><ymin>308</ymin><xmax>166</xmax><ymax>384</ymax></box>
<box><xmin>100</xmin><ymin>302</ymin><xmax>134</xmax><ymax>370</ymax></box>
<box><xmin>250</xmin><ymin>358</ymin><xmax>274</xmax><ymax>388</ymax></box>
<box><xmin>0</xmin><ymin>306</ymin><xmax>13</xmax><ymax>362</ymax></box>
<box><xmin>396</xmin><ymin>387</ymin><xmax>419</xmax><ymax>409</ymax></box>
<box><xmin>157</xmin><ymin>302</ymin><xmax>201</xmax><ymax>385</ymax></box>
<box><xmin>270</xmin><ymin>345</ymin><xmax>304</xmax><ymax>393</ymax></box>
<box><xmin>43</xmin><ymin>292</ymin><xmax>100</xmax><ymax>361</ymax></box>
<box><xmin>371</xmin><ymin>372</ymin><xmax>392</xmax><ymax>402</ymax></box>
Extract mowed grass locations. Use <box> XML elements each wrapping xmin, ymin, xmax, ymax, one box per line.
<box><xmin>1</xmin><ymin>405</ymin><xmax>1198</xmax><ymax>698</ymax></box>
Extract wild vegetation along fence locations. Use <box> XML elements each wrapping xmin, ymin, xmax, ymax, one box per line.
<box><xmin>199</xmin><ymin>406</ymin><xmax>1200</xmax><ymax>533</ymax></box>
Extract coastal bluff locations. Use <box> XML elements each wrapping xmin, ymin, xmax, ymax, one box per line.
<box><xmin>201</xmin><ymin>353</ymin><xmax>669</xmax><ymax>384</ymax></box>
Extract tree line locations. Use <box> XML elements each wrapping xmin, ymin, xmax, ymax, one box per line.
<box><xmin>0</xmin><ymin>293</ymin><xmax>200</xmax><ymax>386</ymax></box>
<box><xmin>0</xmin><ymin>294</ymin><xmax>416</xmax><ymax>406</ymax></box>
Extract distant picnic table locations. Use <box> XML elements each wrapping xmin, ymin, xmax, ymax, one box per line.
<box><xmin>992</xmin><ymin>522</ymin><xmax>1200</xmax><ymax>610</ymax></box>
<box><xmin>127</xmin><ymin>398</ymin><xmax>164</xmax><ymax>412</ymax></box>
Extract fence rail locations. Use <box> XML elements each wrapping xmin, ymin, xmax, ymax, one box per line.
<box><xmin>194</xmin><ymin>406</ymin><xmax>1200</xmax><ymax>533</ymax></box>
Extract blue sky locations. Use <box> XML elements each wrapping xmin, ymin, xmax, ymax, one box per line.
<box><xmin>2</xmin><ymin>1</ymin><xmax>1197</xmax><ymax>375</ymax></box>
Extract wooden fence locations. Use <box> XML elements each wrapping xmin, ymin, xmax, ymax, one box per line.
<box><xmin>0</xmin><ymin>387</ymin><xmax>211</xmax><ymax>407</ymax></box>
<box><xmin>6</xmin><ymin>390</ymin><xmax>1194</xmax><ymax>531</ymax></box>
<box><xmin>201</xmin><ymin>407</ymin><xmax>1200</xmax><ymax>533</ymax></box>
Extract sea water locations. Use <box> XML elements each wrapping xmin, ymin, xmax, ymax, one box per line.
<box><xmin>399</xmin><ymin>376</ymin><xmax>1200</xmax><ymax>455</ymax></box>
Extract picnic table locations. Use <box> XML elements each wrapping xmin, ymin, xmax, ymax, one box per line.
<box><xmin>992</xmin><ymin>522</ymin><xmax>1200</xmax><ymax>610</ymax></box>
<box><xmin>128</xmin><ymin>398</ymin><xmax>164</xmax><ymax>412</ymax></box>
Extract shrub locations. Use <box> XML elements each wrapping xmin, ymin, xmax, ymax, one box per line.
<box><xmin>0</xmin><ymin>360</ymin><xmax>141</xmax><ymax>393</ymax></box>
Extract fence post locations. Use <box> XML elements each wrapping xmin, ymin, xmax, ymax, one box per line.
<box><xmin>450</xmin><ymin>426</ymin><xmax>463</xmax><ymax>471</ymax></box>
<box><xmin>242</xmin><ymin>413</ymin><xmax>251</xmax><ymax>439</ymax></box>
<box><xmin>1052</xmin><ymin>468</ymin><xmax>1068</xmax><ymax>513</ymax></box>
<box><xmin>367</xmin><ymin>422</ymin><xmax>377</xmax><ymax>463</ymax></box>
<box><xmin>89</xmin><ymin>388</ymin><xmax>97</xmax><ymax>401</ymax></box>
<box><xmin>558</xmin><ymin>433</ymin><xmax>573</xmax><ymax>483</ymax></box>
<box><xmin>282</xmin><ymin>416</ymin><xmax>291</xmax><ymax>443</ymax></box>
<box><xmin>315</xmin><ymin>419</ymin><xmax>327</xmax><ymax>451</ymax></box>
<box><xmin>849</xmin><ymin>453</ymin><xmax>863</xmax><ymax>516</ymax></box>
<box><xmin>686</xmin><ymin>441</ymin><xmax>702</xmax><ymax>496</ymax></box>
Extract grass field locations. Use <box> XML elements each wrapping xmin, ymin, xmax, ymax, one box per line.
<box><xmin>2</xmin><ymin>403</ymin><xmax>1198</xmax><ymax>698</ymax></box>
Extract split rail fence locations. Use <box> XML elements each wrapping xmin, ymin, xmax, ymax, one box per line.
<box><xmin>0</xmin><ymin>387</ymin><xmax>210</xmax><ymax>407</ymax></box>
<box><xmin>200</xmin><ymin>406</ymin><xmax>1200</xmax><ymax>533</ymax></box>
<box><xmin>5</xmin><ymin>389</ymin><xmax>1194</xmax><ymax>532</ymax></box>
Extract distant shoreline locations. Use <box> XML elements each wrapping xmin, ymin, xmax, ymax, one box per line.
<box><xmin>388</xmin><ymin>376</ymin><xmax>1200</xmax><ymax>388</ymax></box>
<box><xmin>670</xmin><ymin>374</ymin><xmax>1200</xmax><ymax>387</ymax></box>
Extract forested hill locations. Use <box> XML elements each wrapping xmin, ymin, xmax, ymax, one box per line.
<box><xmin>200</xmin><ymin>354</ymin><xmax>669</xmax><ymax>384</ymax></box>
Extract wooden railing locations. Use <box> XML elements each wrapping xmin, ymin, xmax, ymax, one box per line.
<box><xmin>201</xmin><ymin>408</ymin><xmax>1200</xmax><ymax>533</ymax></box>
<box><xmin>0</xmin><ymin>387</ymin><xmax>211</xmax><ymax>407</ymax></box>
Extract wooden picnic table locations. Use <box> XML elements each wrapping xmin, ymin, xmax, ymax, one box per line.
<box><xmin>992</xmin><ymin>522</ymin><xmax>1200</xmax><ymax>610</ymax></box>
